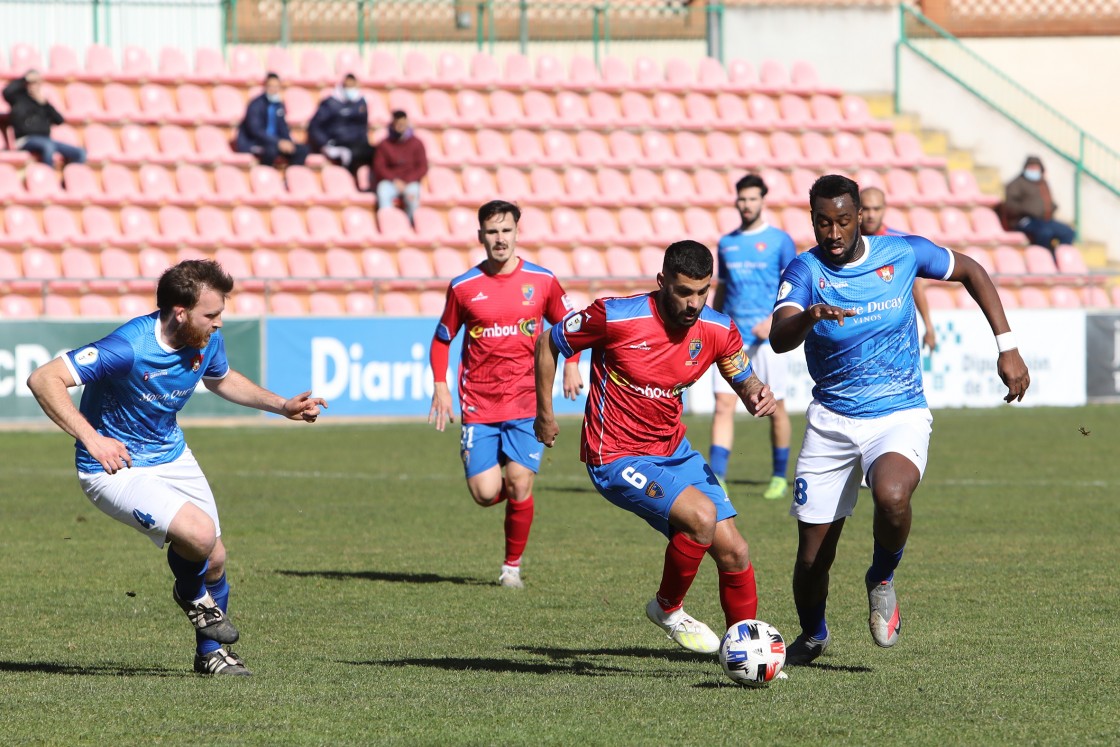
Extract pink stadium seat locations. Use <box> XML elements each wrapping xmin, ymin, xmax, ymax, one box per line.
<box><xmin>40</xmin><ymin>205</ymin><xmax>82</xmax><ymax>248</ymax></box>
<box><xmin>225</xmin><ymin>46</ymin><xmax>264</xmax><ymax>84</ymax></box>
<box><xmin>476</xmin><ymin>129</ymin><xmax>511</xmax><ymax>164</ymax></box>
<box><xmin>421</xmin><ymin>88</ymin><xmax>456</xmax><ymax>127</ymax></box>
<box><xmin>893</xmin><ymin>132</ymin><xmax>941</xmax><ymax>168</ymax></box>
<box><xmin>445</xmin><ymin>207</ymin><xmax>476</xmax><ymax>245</ymax></box>
<box><xmin>44</xmin><ymin>295</ymin><xmax>79</xmax><ymax>318</ymax></box>
<box><xmin>993</xmin><ymin>245</ymin><xmax>1027</xmax><ymax>276</ymax></box>
<box><xmin>61</xmin><ymin>246</ymin><xmax>102</xmax><ymax>284</ymax></box>
<box><xmin>526</xmin><ymin>167</ymin><xmax>563</xmax><ymax>207</ymax></box>
<box><xmin>495</xmin><ymin>165</ymin><xmax>532</xmax><ymax>203</ymax></box>
<box><xmin>247</xmin><ymin>165</ymin><xmax>286</xmax><ymax>206</ymax></box>
<box><xmin>99</xmin><ymin>163</ymin><xmax>141</xmax><ymax>205</ymax></box>
<box><xmin>715</xmin><ymin>93</ymin><xmax>748</xmax><ymax>127</ymax></box>
<box><xmin>21</xmin><ymin>246</ymin><xmax>59</xmax><ymax>280</ymax></box>
<box><xmin>759</xmin><ymin>168</ymin><xmax>793</xmax><ymax>203</ymax></box>
<box><xmin>468</xmin><ymin>52</ymin><xmax>500</xmax><ymax>89</ymax></box>
<box><xmin>906</xmin><ymin>207</ymin><xmax>941</xmax><ymax>241</ymax></box>
<box><xmin>778</xmin><ymin>94</ymin><xmax>812</xmax><ymax>129</ymax></box>
<box><xmin>114</xmin><ymin>293</ymin><xmax>150</xmax><ymax>316</ymax></box>
<box><xmin>9</xmin><ymin>44</ymin><xmax>42</xmax><ymax>76</ymax></box>
<box><xmin>961</xmin><ymin>246</ymin><xmax>995</xmax><ymax>275</ymax></box>
<box><xmin>324</xmin><ymin>247</ymin><xmax>364</xmax><ymax>281</ymax></box>
<box><xmin>619</xmin><ymin>207</ymin><xmax>655</xmax><ymax>245</ymax></box>
<box><xmin>190</xmin><ymin>47</ymin><xmax>226</xmax><ymax>84</ymax></box>
<box><xmin>1083</xmin><ymin>286</ymin><xmax>1111</xmax><ymax>308</ymax></box>
<box><xmin>250</xmin><ymin>247</ymin><xmax>290</xmax><ymax>281</ymax></box>
<box><xmin>362</xmin><ymin>249</ymin><xmax>397</xmax><ymax>280</ymax></box>
<box><xmin>1023</xmin><ymin>245</ymin><xmax>1059</xmax><ymax>276</ymax></box>
<box><xmin>598</xmin><ymin>56</ymin><xmax>630</xmax><ymax>92</ymax></box>
<box><xmin>1017</xmin><ymin>287</ymin><xmax>1049</xmax><ymax>308</ymax></box>
<box><xmin>781</xmin><ymin>207</ymin><xmax>816</xmax><ymax>246</ymax></box>
<box><xmin>308</xmin><ymin>292</ymin><xmax>343</xmax><ymax>315</ymax></box>
<box><xmin>214</xmin><ymin>164</ymin><xmax>249</xmax><ymax>205</ymax></box>
<box><xmin>585</xmin><ymin>208</ymin><xmax>621</xmax><ymax>244</ymax></box>
<box><xmin>210</xmin><ymin>85</ymin><xmax>245</xmax><ymax>125</ymax></box>
<box><xmin>62</xmin><ymin>82</ymin><xmax>102</xmax><ymax>122</ymax></box>
<box><xmin>747</xmin><ymin>94</ymin><xmax>780</xmax><ymax>129</ymax></box>
<box><xmin>1043</xmin><ymin>286</ymin><xmax>1079</xmax><ymax>309</ymax></box>
<box><xmin>570</xmin><ymin>246</ymin><xmax>606</xmax><ymax>278</ymax></box>
<box><xmin>695</xmin><ymin>57</ymin><xmax>728</xmax><ymax>93</ymax></box>
<box><xmin>1054</xmin><ymin>244</ymin><xmax>1088</xmax><ymax>274</ymax></box>
<box><xmin>47</xmin><ymin>44</ymin><xmax>81</xmax><ymax>82</ymax></box>
<box><xmin>136</xmin><ymin>163</ymin><xmax>177</xmax><ymax>204</ymax></box>
<box><xmin>366</xmin><ymin>49</ymin><xmax>400</xmax><ymax>87</ymax></box>
<box><xmin>231</xmin><ymin>207</ymin><xmax>276</xmax><ymax>249</ymax></box>
<box><xmin>154</xmin><ymin>206</ymin><xmax>193</xmax><ymax>248</ymax></box>
<box><xmin>809</xmin><ymin>94</ymin><xmax>844</xmax><ymax>128</ymax></box>
<box><xmin>840</xmin><ymin>94</ymin><xmax>879</xmax><ymax>130</ymax></box>
<box><xmin>855</xmin><ymin>168</ymin><xmax>887</xmax><ymax>193</ymax></box>
<box><xmin>791</xmin><ymin>59</ymin><xmax>832</xmax><ymax>95</ymax></box>
<box><xmin>684</xmin><ymin>92</ymin><xmax>717</xmax><ymax>128</ymax></box>
<box><xmin>301</xmin><ymin>206</ymin><xmax>347</xmax><ymax>249</ymax></box>
<box><xmin>970</xmin><ymin>207</ymin><xmax>1020</xmax><ymax>244</ymax></box>
<box><xmin>757</xmin><ymin>59</ymin><xmax>788</xmax><ymax>94</ymax></box>
<box><xmin>454</xmin><ymin>89</ymin><xmax>490</xmax><ymax>126</ymax></box>
<box><xmin>156</xmin><ymin>124</ymin><xmax>196</xmax><ymax>162</ymax></box>
<box><xmin>155</xmin><ymin>46</ymin><xmax>190</xmax><ymax>84</ymax></box>
<box><xmin>503</xmin><ymin>53</ymin><xmax>533</xmax><ymax>89</ymax></box>
<box><xmin>917</xmin><ymin>168</ymin><xmax>953</xmax><ymax>206</ymax></box>
<box><xmin>923</xmin><ymin>286</ymin><xmax>957</xmax><ymax>310</ymax></box>
<box><xmin>263</xmin><ymin>46</ymin><xmax>296</xmax><ymax>81</ymax></box>
<box><xmin>283</xmin><ymin>165</ymin><xmax>320</xmax><ymax>205</ymax></box>
<box><xmin>81</xmin><ymin>44</ymin><xmax>116</xmax><ymax>82</ymax></box>
<box><xmin>120</xmin><ymin>46</ymin><xmax>153</xmax><ymax>82</ymax></box>
<box><xmin>418</xmin><ymin>290</ymin><xmax>445</xmax><ymax>316</ymax></box>
<box><xmin>269</xmin><ymin>292</ymin><xmax>305</xmax><ymax>315</ymax></box>
<box><xmin>551</xmin><ymin>207</ymin><xmax>586</xmax><ymax>244</ymax></box>
<box><xmin>24</xmin><ymin>162</ymin><xmax>64</xmax><ymax>203</ymax></box>
<box><xmin>433</xmin><ymin>51</ymin><xmax>467</xmax><ymax>90</ymax></box>
<box><xmin>588</xmin><ymin>92</ymin><xmax>623</xmax><ymax>129</ymax></box>
<box><xmin>702</xmin><ymin>131</ymin><xmax>739</xmax><ymax>166</ymax></box>
<box><xmin>293</xmin><ymin>48</ymin><xmax>331</xmax><ymax>87</ymax></box>
<box><xmin>885</xmin><ymin>168</ymin><xmax>920</xmax><ymax>205</ymax></box>
<box><xmin>607</xmin><ymin>131</ymin><xmax>642</xmax><ymax>168</ymax></box>
<box><xmin>938</xmin><ymin>207</ymin><xmax>972</xmax><ymax>244</ymax></box>
<box><xmin>605</xmin><ymin>246</ymin><xmax>641</xmax><ymax>278</ymax></box>
<box><xmin>103</xmin><ymin>83</ymin><xmax>140</xmax><ymax>122</ymax></box>
<box><xmin>566</xmin><ymin>54</ymin><xmax>599</xmax><ymax>90</ymax></box>
<box><xmin>460</xmin><ymin>166</ymin><xmax>496</xmax><ymax>202</ymax></box>
<box><xmin>948</xmin><ymin>170</ymin><xmax>998</xmax><ymax>206</ymax></box>
<box><xmin>138</xmin><ymin>84</ymin><xmax>177</xmax><ymax>123</ymax></box>
<box><xmin>684</xmin><ymin>207</ymin><xmax>720</xmax><ymax>244</ymax></box>
<box><xmin>768</xmin><ymin>131</ymin><xmax>803</xmax><ymax>168</ymax></box>
<box><xmin>283</xmin><ymin>87</ymin><xmax>315</xmax><ymax>127</ymax></box>
<box><xmin>536</xmin><ymin>246</ymin><xmax>573</xmax><ymax>278</ymax></box>
<box><xmin>831</xmin><ymin>131</ymin><xmax>866</xmax><ymax>168</ymax></box>
<box><xmin>344</xmin><ymin>207</ymin><xmax>381</xmax><ymax>244</ymax></box>
<box><xmin>562</xmin><ymin>167</ymin><xmax>597</xmax><ymax>205</ymax></box>
<box><xmin>228</xmin><ymin>292</ymin><xmax>264</xmax><ymax>316</ymax></box>
<box><xmin>595</xmin><ymin>168</ymin><xmax>631</xmax><ymax>208</ymax></box>
<box><xmin>56</xmin><ymin>162</ymin><xmax>99</xmax><ymax>205</ymax></box>
<box><xmin>173</xmin><ymin>163</ymin><xmax>213</xmax><ymax>203</ymax></box>
<box><xmin>798</xmin><ymin>132</ymin><xmax>834</xmax><ymax>169</ymax></box>
<box><xmin>651</xmin><ymin>207</ymin><xmax>686</xmax><ymax>239</ymax></box>
<box><xmin>412</xmin><ymin>206</ymin><xmax>449</xmax><ymax>246</ymax></box>
<box><xmin>398</xmin><ymin>247</ymin><xmax>434</xmax><ymax>279</ymax></box>
<box><xmin>381</xmin><ymin>291</ymin><xmax>418</xmax><ymax>316</ymax></box>
<box><xmin>661</xmin><ymin>169</ymin><xmax>694</xmax><ymax>202</ymax></box>
<box><xmin>0</xmin><ymin>295</ymin><xmax>38</xmax><ymax>318</ymax></box>
<box><xmin>862</xmin><ymin>132</ymin><xmax>896</xmax><ymax>169</ymax></box>
<box><xmin>433</xmin><ymin>247</ymin><xmax>468</xmax><ymax>279</ymax></box>
<box><xmin>534</xmin><ymin>55</ymin><xmax>565</xmax><ymax>90</ymax></box>
<box><xmin>118</xmin><ymin>124</ymin><xmax>161</xmax><ymax>164</ymax></box>
<box><xmin>270</xmin><ymin>206</ymin><xmax>311</xmax><ymax>248</ymax></box>
<box><xmin>330</xmin><ymin>48</ymin><xmax>360</xmax><ymax>79</ymax></box>
<box><xmin>517</xmin><ymin>207</ymin><xmax>551</xmax><ymax>244</ymax></box>
<box><xmin>620</xmin><ymin>91</ymin><xmax>654</xmax><ymax>128</ymax></box>
<box><xmin>631</xmin><ymin>56</ymin><xmax>662</xmax><ymax>92</ymax></box>
<box><xmin>672</xmin><ymin>131</ymin><xmax>705</xmax><ymax>166</ymax></box>
<box><xmin>387</xmin><ymin>89</ymin><xmax>420</xmax><ymax>122</ymax></box>
<box><xmin>554</xmin><ymin>91</ymin><xmax>590</xmax><ymax>130</ymax></box>
<box><xmin>726</xmin><ymin>59</ymin><xmax>757</xmax><ymax>93</ymax></box>
<box><xmin>345</xmin><ymin>291</ymin><xmax>376</xmax><ymax>315</ymax></box>
<box><xmin>520</xmin><ymin>91</ymin><xmax>555</xmax><ymax>129</ymax></box>
<box><xmin>119</xmin><ymin>206</ymin><xmax>161</xmax><ymax>251</ymax></box>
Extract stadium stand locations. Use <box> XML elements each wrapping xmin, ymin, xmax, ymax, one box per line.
<box><xmin>0</xmin><ymin>43</ymin><xmax>1103</xmax><ymax>316</ymax></box>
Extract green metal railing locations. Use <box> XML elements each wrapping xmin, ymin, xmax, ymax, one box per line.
<box><xmin>225</xmin><ymin>0</ymin><xmax>715</xmax><ymax>63</ymax></box>
<box><xmin>896</xmin><ymin>3</ymin><xmax>1120</xmax><ymax>232</ymax></box>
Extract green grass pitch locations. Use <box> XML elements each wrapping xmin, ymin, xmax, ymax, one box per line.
<box><xmin>1</xmin><ymin>405</ymin><xmax>1118</xmax><ymax>745</ymax></box>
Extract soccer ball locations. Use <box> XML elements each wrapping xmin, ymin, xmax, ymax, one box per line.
<box><xmin>719</xmin><ymin>619</ymin><xmax>786</xmax><ymax>687</ymax></box>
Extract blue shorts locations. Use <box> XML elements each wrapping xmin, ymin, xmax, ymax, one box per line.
<box><xmin>460</xmin><ymin>418</ymin><xmax>542</xmax><ymax>478</ymax></box>
<box><xmin>586</xmin><ymin>438</ymin><xmax>737</xmax><ymax>538</ymax></box>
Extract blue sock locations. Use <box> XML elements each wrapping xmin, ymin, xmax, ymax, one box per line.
<box><xmin>197</xmin><ymin>574</ymin><xmax>230</xmax><ymax>655</ymax></box>
<box><xmin>709</xmin><ymin>445</ymin><xmax>730</xmax><ymax>479</ymax></box>
<box><xmin>867</xmin><ymin>541</ymin><xmax>905</xmax><ymax>585</ymax></box>
<box><xmin>797</xmin><ymin>599</ymin><xmax>829</xmax><ymax>640</ymax></box>
<box><xmin>772</xmin><ymin>447</ymin><xmax>790</xmax><ymax>478</ymax></box>
<box><xmin>167</xmin><ymin>546</ymin><xmax>208</xmax><ymax>604</ymax></box>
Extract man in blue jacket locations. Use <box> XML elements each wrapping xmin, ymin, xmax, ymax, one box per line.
<box><xmin>235</xmin><ymin>73</ymin><xmax>308</xmax><ymax>167</ymax></box>
<box><xmin>308</xmin><ymin>74</ymin><xmax>374</xmax><ymax>177</ymax></box>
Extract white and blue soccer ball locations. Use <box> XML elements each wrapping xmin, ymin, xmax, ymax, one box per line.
<box><xmin>719</xmin><ymin>619</ymin><xmax>786</xmax><ymax>687</ymax></box>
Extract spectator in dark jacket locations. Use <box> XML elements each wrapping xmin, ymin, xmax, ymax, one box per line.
<box><xmin>307</xmin><ymin>74</ymin><xmax>373</xmax><ymax>177</ymax></box>
<box><xmin>235</xmin><ymin>73</ymin><xmax>308</xmax><ymax>167</ymax></box>
<box><xmin>373</xmin><ymin>110</ymin><xmax>428</xmax><ymax>224</ymax></box>
<box><xmin>2</xmin><ymin>70</ymin><xmax>86</xmax><ymax>166</ymax></box>
<box><xmin>1003</xmin><ymin>155</ymin><xmax>1075</xmax><ymax>251</ymax></box>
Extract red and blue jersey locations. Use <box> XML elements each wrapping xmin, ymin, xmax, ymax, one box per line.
<box><xmin>552</xmin><ymin>293</ymin><xmax>754</xmax><ymax>466</ymax></box>
<box><xmin>436</xmin><ymin>258</ymin><xmax>575</xmax><ymax>424</ymax></box>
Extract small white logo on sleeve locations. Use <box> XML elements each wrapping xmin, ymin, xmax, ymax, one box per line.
<box><xmin>776</xmin><ymin>281</ymin><xmax>793</xmax><ymax>301</ymax></box>
<box><xmin>75</xmin><ymin>347</ymin><xmax>99</xmax><ymax>366</ymax></box>
<box><xmin>564</xmin><ymin>313</ymin><xmax>583</xmax><ymax>333</ymax></box>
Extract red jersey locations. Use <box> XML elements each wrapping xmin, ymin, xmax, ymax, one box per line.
<box><xmin>435</xmin><ymin>259</ymin><xmax>575</xmax><ymax>424</ymax></box>
<box><xmin>552</xmin><ymin>293</ymin><xmax>754</xmax><ymax>466</ymax></box>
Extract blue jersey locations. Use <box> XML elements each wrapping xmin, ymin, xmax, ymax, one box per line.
<box><xmin>717</xmin><ymin>223</ymin><xmax>797</xmax><ymax>346</ymax></box>
<box><xmin>63</xmin><ymin>312</ymin><xmax>230</xmax><ymax>473</ymax></box>
<box><xmin>775</xmin><ymin>234</ymin><xmax>954</xmax><ymax>418</ymax></box>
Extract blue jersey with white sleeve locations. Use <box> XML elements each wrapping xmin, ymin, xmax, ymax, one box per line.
<box><xmin>718</xmin><ymin>223</ymin><xmax>797</xmax><ymax>346</ymax></box>
<box><xmin>62</xmin><ymin>312</ymin><xmax>230</xmax><ymax>473</ymax></box>
<box><xmin>774</xmin><ymin>234</ymin><xmax>954</xmax><ymax>418</ymax></box>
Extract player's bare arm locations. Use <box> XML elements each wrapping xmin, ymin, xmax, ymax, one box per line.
<box><xmin>428</xmin><ymin>381</ymin><xmax>455</xmax><ymax>432</ymax></box>
<box><xmin>561</xmin><ymin>359</ymin><xmax>584</xmax><ymax>401</ymax></box>
<box><xmin>770</xmin><ymin>304</ymin><xmax>857</xmax><ymax>353</ymax></box>
<box><xmin>912</xmin><ymin>280</ymin><xmax>938</xmax><ymax>352</ymax></box>
<box><xmin>947</xmin><ymin>251</ymin><xmax>1030</xmax><ymax>402</ymax></box>
<box><xmin>533</xmin><ymin>333</ymin><xmax>561</xmax><ymax>447</ymax></box>
<box><xmin>732</xmin><ymin>374</ymin><xmax>777</xmax><ymax>418</ymax></box>
<box><xmin>27</xmin><ymin>357</ymin><xmax>133</xmax><ymax>474</ymax></box>
<box><xmin>204</xmin><ymin>369</ymin><xmax>327</xmax><ymax>421</ymax></box>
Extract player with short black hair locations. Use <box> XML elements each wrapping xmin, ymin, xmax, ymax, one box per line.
<box><xmin>770</xmin><ymin>174</ymin><xmax>1029</xmax><ymax>664</ymax></box>
<box><xmin>26</xmin><ymin>260</ymin><xmax>326</xmax><ymax>676</ymax></box>
<box><xmin>535</xmin><ymin>240</ymin><xmax>777</xmax><ymax>654</ymax></box>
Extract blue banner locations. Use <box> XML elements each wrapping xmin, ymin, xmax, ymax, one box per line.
<box><xmin>265</xmin><ymin>317</ymin><xmax>589</xmax><ymax>417</ymax></box>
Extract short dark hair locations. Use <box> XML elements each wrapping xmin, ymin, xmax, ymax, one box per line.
<box><xmin>662</xmin><ymin>240</ymin><xmax>713</xmax><ymax>280</ymax></box>
<box><xmin>156</xmin><ymin>260</ymin><xmax>234</xmax><ymax>320</ymax></box>
<box><xmin>391</xmin><ymin>110</ymin><xmax>408</xmax><ymax>120</ymax></box>
<box><xmin>735</xmin><ymin>173</ymin><xmax>768</xmax><ymax>198</ymax></box>
<box><xmin>477</xmin><ymin>199</ymin><xmax>521</xmax><ymax>226</ymax></box>
<box><xmin>264</xmin><ymin>72</ymin><xmax>281</xmax><ymax>84</ymax></box>
<box><xmin>343</xmin><ymin>73</ymin><xmax>358</xmax><ymax>85</ymax></box>
<box><xmin>809</xmin><ymin>174</ymin><xmax>861</xmax><ymax>212</ymax></box>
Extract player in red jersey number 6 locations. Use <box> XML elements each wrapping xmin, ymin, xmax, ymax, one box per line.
<box><xmin>535</xmin><ymin>240</ymin><xmax>776</xmax><ymax>654</ymax></box>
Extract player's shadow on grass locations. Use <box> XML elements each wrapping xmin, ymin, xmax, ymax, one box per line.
<box><xmin>512</xmin><ymin>644</ymin><xmax>713</xmax><ymax>664</ymax></box>
<box><xmin>0</xmin><ymin>660</ymin><xmax>183</xmax><ymax>677</ymax></box>
<box><xmin>348</xmin><ymin>657</ymin><xmax>631</xmax><ymax>677</ymax></box>
<box><xmin>276</xmin><ymin>569</ymin><xmax>491</xmax><ymax>586</ymax></box>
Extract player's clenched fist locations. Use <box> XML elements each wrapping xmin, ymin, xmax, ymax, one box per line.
<box><xmin>534</xmin><ymin>415</ymin><xmax>559</xmax><ymax>448</ymax></box>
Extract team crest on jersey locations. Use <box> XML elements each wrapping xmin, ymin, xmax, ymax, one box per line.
<box><xmin>645</xmin><ymin>481</ymin><xmax>665</xmax><ymax>500</ymax></box>
<box><xmin>755</xmin><ymin>242</ymin><xmax>767</xmax><ymax>252</ymax></box>
<box><xmin>522</xmin><ymin>284</ymin><xmax>536</xmax><ymax>304</ymax></box>
<box><xmin>818</xmin><ymin>277</ymin><xmax>826</xmax><ymax>289</ymax></box>
<box><xmin>190</xmin><ymin>354</ymin><xmax>202</xmax><ymax>372</ymax></box>
<box><xmin>687</xmin><ymin>338</ymin><xmax>702</xmax><ymax>363</ymax></box>
<box><xmin>876</xmin><ymin>265</ymin><xmax>895</xmax><ymax>283</ymax></box>
<box><xmin>461</xmin><ymin>449</ymin><xmax>470</xmax><ymax>467</ymax></box>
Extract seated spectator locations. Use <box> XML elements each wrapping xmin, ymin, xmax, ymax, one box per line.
<box><xmin>1003</xmin><ymin>155</ymin><xmax>1075</xmax><ymax>250</ymax></box>
<box><xmin>2</xmin><ymin>69</ymin><xmax>86</xmax><ymax>166</ymax></box>
<box><xmin>235</xmin><ymin>73</ymin><xmax>308</xmax><ymax>167</ymax></box>
<box><xmin>308</xmin><ymin>74</ymin><xmax>374</xmax><ymax>177</ymax></box>
<box><xmin>373</xmin><ymin>110</ymin><xmax>428</xmax><ymax>224</ymax></box>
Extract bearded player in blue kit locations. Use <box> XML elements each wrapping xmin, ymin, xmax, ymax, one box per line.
<box><xmin>27</xmin><ymin>260</ymin><xmax>327</xmax><ymax>676</ymax></box>
<box><xmin>770</xmin><ymin>175</ymin><xmax>1030</xmax><ymax>664</ymax></box>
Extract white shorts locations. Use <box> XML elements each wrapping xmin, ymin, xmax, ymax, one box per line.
<box><xmin>78</xmin><ymin>448</ymin><xmax>220</xmax><ymax>549</ymax></box>
<box><xmin>713</xmin><ymin>341</ymin><xmax>788</xmax><ymax>401</ymax></box>
<box><xmin>789</xmin><ymin>400</ymin><xmax>932</xmax><ymax>524</ymax></box>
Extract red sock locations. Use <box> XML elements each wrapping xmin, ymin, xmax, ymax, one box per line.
<box><xmin>719</xmin><ymin>564</ymin><xmax>759</xmax><ymax>629</ymax></box>
<box><xmin>656</xmin><ymin>533</ymin><xmax>711</xmax><ymax>612</ymax></box>
<box><xmin>504</xmin><ymin>495</ymin><xmax>533</xmax><ymax>565</ymax></box>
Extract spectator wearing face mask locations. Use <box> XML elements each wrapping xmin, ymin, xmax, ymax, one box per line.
<box><xmin>1003</xmin><ymin>155</ymin><xmax>1075</xmax><ymax>251</ymax></box>
<box><xmin>372</xmin><ymin>110</ymin><xmax>428</xmax><ymax>224</ymax></box>
<box><xmin>307</xmin><ymin>74</ymin><xmax>374</xmax><ymax>177</ymax></box>
<box><xmin>235</xmin><ymin>72</ymin><xmax>309</xmax><ymax>167</ymax></box>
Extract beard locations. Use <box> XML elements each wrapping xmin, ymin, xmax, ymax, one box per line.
<box><xmin>170</xmin><ymin>323</ymin><xmax>212</xmax><ymax>350</ymax></box>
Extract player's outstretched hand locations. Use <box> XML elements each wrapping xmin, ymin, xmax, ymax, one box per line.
<box><xmin>562</xmin><ymin>361</ymin><xmax>584</xmax><ymax>401</ymax></box>
<box><xmin>997</xmin><ymin>349</ymin><xmax>1030</xmax><ymax>403</ymax></box>
<box><xmin>284</xmin><ymin>391</ymin><xmax>328</xmax><ymax>422</ymax></box>
<box><xmin>746</xmin><ymin>383</ymin><xmax>777</xmax><ymax>418</ymax></box>
<box><xmin>87</xmin><ymin>434</ymin><xmax>132</xmax><ymax>475</ymax></box>
<box><xmin>808</xmin><ymin>304</ymin><xmax>858</xmax><ymax>326</ymax></box>
<box><xmin>428</xmin><ymin>385</ymin><xmax>455</xmax><ymax>432</ymax></box>
<box><xmin>535</xmin><ymin>415</ymin><xmax>559</xmax><ymax>448</ymax></box>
